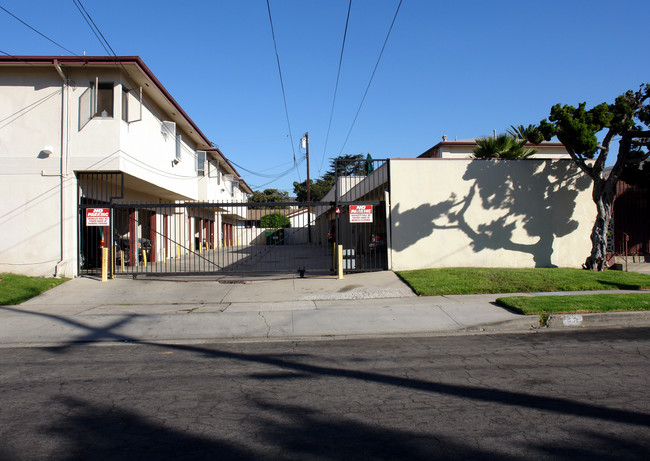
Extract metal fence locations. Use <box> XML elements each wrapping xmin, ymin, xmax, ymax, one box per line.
<box><xmin>77</xmin><ymin>159</ymin><xmax>390</xmax><ymax>277</ymax></box>
<box><xmin>80</xmin><ymin>202</ymin><xmax>337</xmax><ymax>277</ymax></box>
<box><xmin>612</xmin><ymin>180</ymin><xmax>649</xmax><ymax>258</ymax></box>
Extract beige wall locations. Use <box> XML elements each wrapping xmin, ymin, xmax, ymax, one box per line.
<box><xmin>389</xmin><ymin>158</ymin><xmax>594</xmax><ymax>270</ymax></box>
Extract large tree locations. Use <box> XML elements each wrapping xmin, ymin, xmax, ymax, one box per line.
<box><xmin>326</xmin><ymin>154</ymin><xmax>366</xmax><ymax>178</ymax></box>
<box><xmin>536</xmin><ymin>84</ymin><xmax>650</xmax><ymax>271</ymax></box>
<box><xmin>249</xmin><ymin>188</ymin><xmax>289</xmax><ymax>203</ymax></box>
<box><xmin>248</xmin><ymin>188</ymin><xmax>289</xmax><ymax>207</ymax></box>
<box><xmin>293</xmin><ymin>177</ymin><xmax>336</xmax><ymax>202</ymax></box>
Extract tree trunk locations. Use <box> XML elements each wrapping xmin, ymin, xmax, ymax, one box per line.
<box><xmin>583</xmin><ymin>180</ymin><xmax>616</xmax><ymax>271</ymax></box>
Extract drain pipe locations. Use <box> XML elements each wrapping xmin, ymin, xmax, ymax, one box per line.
<box><xmin>53</xmin><ymin>59</ymin><xmax>69</xmax><ymax>277</ymax></box>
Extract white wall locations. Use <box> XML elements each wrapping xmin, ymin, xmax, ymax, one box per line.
<box><xmin>389</xmin><ymin>158</ymin><xmax>595</xmax><ymax>270</ymax></box>
<box><xmin>0</xmin><ymin>68</ymin><xmax>68</xmax><ymax>276</ymax></box>
<box><xmin>0</xmin><ymin>64</ymin><xmax>235</xmax><ymax>277</ymax></box>
<box><xmin>436</xmin><ymin>143</ymin><xmax>570</xmax><ymax>159</ymax></box>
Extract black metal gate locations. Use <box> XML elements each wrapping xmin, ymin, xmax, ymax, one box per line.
<box><xmin>77</xmin><ymin>159</ymin><xmax>390</xmax><ymax>277</ymax></box>
<box><xmin>108</xmin><ymin>201</ymin><xmax>339</xmax><ymax>276</ymax></box>
<box><xmin>78</xmin><ymin>172</ymin><xmax>123</xmax><ymax>276</ymax></box>
<box><xmin>333</xmin><ymin>157</ymin><xmax>390</xmax><ymax>272</ymax></box>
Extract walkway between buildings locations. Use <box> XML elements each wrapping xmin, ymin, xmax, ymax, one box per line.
<box><xmin>0</xmin><ymin>271</ymin><xmax>648</xmax><ymax>346</ymax></box>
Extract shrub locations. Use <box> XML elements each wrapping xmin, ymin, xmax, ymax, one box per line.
<box><xmin>260</xmin><ymin>212</ymin><xmax>290</xmax><ymax>228</ymax></box>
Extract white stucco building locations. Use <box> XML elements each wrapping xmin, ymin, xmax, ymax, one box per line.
<box><xmin>0</xmin><ymin>55</ymin><xmax>251</xmax><ymax>278</ymax></box>
<box><xmin>419</xmin><ymin>138</ymin><xmax>570</xmax><ymax>159</ymax></box>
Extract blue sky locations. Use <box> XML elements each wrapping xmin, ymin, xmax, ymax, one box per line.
<box><xmin>2</xmin><ymin>0</ymin><xmax>649</xmax><ymax>193</ymax></box>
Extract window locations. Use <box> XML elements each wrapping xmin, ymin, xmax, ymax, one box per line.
<box><xmin>122</xmin><ymin>86</ymin><xmax>142</xmax><ymax>123</ymax></box>
<box><xmin>175</xmin><ymin>134</ymin><xmax>182</xmax><ymax>163</ymax></box>
<box><xmin>121</xmin><ymin>88</ymin><xmax>128</xmax><ymax>122</ymax></box>
<box><xmin>78</xmin><ymin>78</ymin><xmax>115</xmax><ymax>130</ymax></box>
<box><xmin>96</xmin><ymin>82</ymin><xmax>113</xmax><ymax>117</ymax></box>
<box><xmin>161</xmin><ymin>121</ymin><xmax>175</xmax><ymax>139</ymax></box>
<box><xmin>224</xmin><ymin>174</ymin><xmax>234</xmax><ymax>194</ymax></box>
<box><xmin>196</xmin><ymin>150</ymin><xmax>206</xmax><ymax>175</ymax></box>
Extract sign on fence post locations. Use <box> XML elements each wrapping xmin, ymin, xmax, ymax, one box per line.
<box><xmin>86</xmin><ymin>208</ymin><xmax>110</xmax><ymax>226</ymax></box>
<box><xmin>349</xmin><ymin>205</ymin><xmax>373</xmax><ymax>223</ymax></box>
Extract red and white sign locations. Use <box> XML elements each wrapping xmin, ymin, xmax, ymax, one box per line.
<box><xmin>86</xmin><ymin>208</ymin><xmax>110</xmax><ymax>226</ymax></box>
<box><xmin>349</xmin><ymin>205</ymin><xmax>373</xmax><ymax>223</ymax></box>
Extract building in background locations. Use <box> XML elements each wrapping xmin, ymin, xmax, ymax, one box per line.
<box><xmin>419</xmin><ymin>138</ymin><xmax>570</xmax><ymax>159</ymax></box>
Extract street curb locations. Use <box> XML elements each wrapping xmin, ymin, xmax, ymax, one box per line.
<box><xmin>546</xmin><ymin>311</ymin><xmax>650</xmax><ymax>329</ymax></box>
<box><xmin>459</xmin><ymin>315</ymin><xmax>542</xmax><ymax>332</ymax></box>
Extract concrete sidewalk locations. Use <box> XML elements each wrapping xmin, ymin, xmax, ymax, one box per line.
<box><xmin>0</xmin><ymin>272</ymin><xmax>648</xmax><ymax>346</ymax></box>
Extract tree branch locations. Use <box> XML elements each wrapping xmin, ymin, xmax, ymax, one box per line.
<box><xmin>560</xmin><ymin>137</ymin><xmax>597</xmax><ymax>181</ymax></box>
<box><xmin>623</xmin><ymin>129</ymin><xmax>650</xmax><ymax>138</ymax></box>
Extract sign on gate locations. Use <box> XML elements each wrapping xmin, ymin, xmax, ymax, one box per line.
<box><xmin>86</xmin><ymin>208</ymin><xmax>110</xmax><ymax>226</ymax></box>
<box><xmin>349</xmin><ymin>205</ymin><xmax>373</xmax><ymax>223</ymax></box>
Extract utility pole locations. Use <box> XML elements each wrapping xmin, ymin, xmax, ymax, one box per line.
<box><xmin>302</xmin><ymin>132</ymin><xmax>312</xmax><ymax>244</ymax></box>
<box><xmin>304</xmin><ymin>132</ymin><xmax>310</xmax><ymax>202</ymax></box>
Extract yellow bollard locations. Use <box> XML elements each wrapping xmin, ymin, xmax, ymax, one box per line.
<box><xmin>142</xmin><ymin>249</ymin><xmax>147</xmax><ymax>267</ymax></box>
<box><xmin>162</xmin><ymin>247</ymin><xmax>166</xmax><ymax>261</ymax></box>
<box><xmin>337</xmin><ymin>244</ymin><xmax>344</xmax><ymax>280</ymax></box>
<box><xmin>101</xmin><ymin>248</ymin><xmax>108</xmax><ymax>282</ymax></box>
<box><xmin>120</xmin><ymin>250</ymin><xmax>125</xmax><ymax>272</ymax></box>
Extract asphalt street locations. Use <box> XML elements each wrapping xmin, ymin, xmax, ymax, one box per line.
<box><xmin>1</xmin><ymin>328</ymin><xmax>649</xmax><ymax>460</ymax></box>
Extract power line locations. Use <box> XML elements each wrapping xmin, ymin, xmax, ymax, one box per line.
<box><xmin>69</xmin><ymin>3</ymin><xmax>229</xmax><ymax>176</ymax></box>
<box><xmin>74</xmin><ymin>0</ymin><xmax>118</xmax><ymax>57</ymax></box>
<box><xmin>72</xmin><ymin>0</ymin><xmax>112</xmax><ymax>56</ymax></box>
<box><xmin>338</xmin><ymin>0</ymin><xmax>403</xmax><ymax>157</ymax></box>
<box><xmin>0</xmin><ymin>5</ymin><xmax>77</xmax><ymax>55</ymax></box>
<box><xmin>0</xmin><ymin>88</ymin><xmax>62</xmax><ymax>129</ymax></box>
<box><xmin>319</xmin><ymin>0</ymin><xmax>353</xmax><ymax>178</ymax></box>
<box><xmin>265</xmin><ymin>0</ymin><xmax>297</xmax><ymax>167</ymax></box>
<box><xmin>72</xmin><ymin>0</ymin><xmax>139</xmax><ymax>90</ymax></box>
<box><xmin>248</xmin><ymin>157</ymin><xmax>307</xmax><ymax>190</ymax></box>
<box><xmin>230</xmin><ymin>157</ymin><xmax>304</xmax><ymax>179</ymax></box>
<box><xmin>0</xmin><ymin>49</ymin><xmax>39</xmax><ymax>65</ymax></box>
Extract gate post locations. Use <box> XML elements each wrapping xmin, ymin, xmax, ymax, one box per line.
<box><xmin>129</xmin><ymin>208</ymin><xmax>136</xmax><ymax>266</ymax></box>
<box><xmin>150</xmin><ymin>211</ymin><xmax>156</xmax><ymax>263</ymax></box>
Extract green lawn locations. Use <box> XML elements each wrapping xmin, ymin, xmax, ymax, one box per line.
<box><xmin>395</xmin><ymin>267</ymin><xmax>650</xmax><ymax>296</ymax></box>
<box><xmin>496</xmin><ymin>293</ymin><xmax>650</xmax><ymax>316</ymax></box>
<box><xmin>0</xmin><ymin>273</ymin><xmax>68</xmax><ymax>305</ymax></box>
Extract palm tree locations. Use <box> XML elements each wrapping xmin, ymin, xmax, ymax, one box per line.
<box><xmin>472</xmin><ymin>134</ymin><xmax>537</xmax><ymax>159</ymax></box>
<box><xmin>507</xmin><ymin>124</ymin><xmax>544</xmax><ymax>144</ymax></box>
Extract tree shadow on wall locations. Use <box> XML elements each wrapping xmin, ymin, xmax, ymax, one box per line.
<box><xmin>392</xmin><ymin>160</ymin><xmax>592</xmax><ymax>267</ymax></box>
